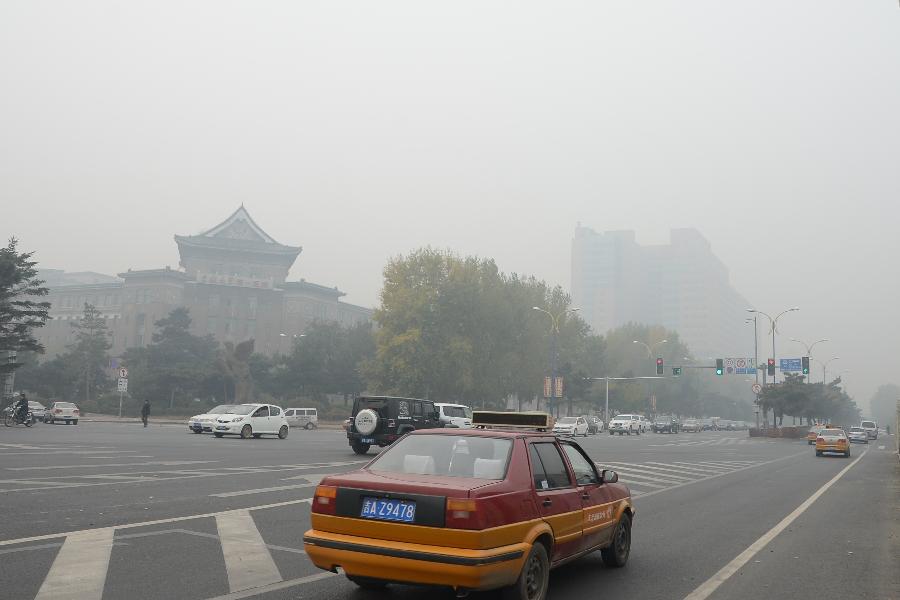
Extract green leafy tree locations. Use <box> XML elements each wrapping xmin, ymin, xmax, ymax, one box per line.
<box><xmin>69</xmin><ymin>303</ymin><xmax>112</xmax><ymax>403</ymax></box>
<box><xmin>0</xmin><ymin>238</ymin><xmax>50</xmax><ymax>387</ymax></box>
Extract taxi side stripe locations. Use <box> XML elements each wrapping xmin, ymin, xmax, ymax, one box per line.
<box><xmin>302</xmin><ymin>536</ymin><xmax>524</xmax><ymax>566</ymax></box>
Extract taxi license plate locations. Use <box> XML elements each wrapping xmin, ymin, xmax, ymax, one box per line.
<box><xmin>216</xmin><ymin>425</ymin><xmax>227</xmax><ymax>430</ymax></box>
<box><xmin>360</xmin><ymin>497</ymin><xmax>416</xmax><ymax>523</ymax></box>
<box><xmin>360</xmin><ymin>437</ymin><xmax>375</xmax><ymax>444</ymax></box>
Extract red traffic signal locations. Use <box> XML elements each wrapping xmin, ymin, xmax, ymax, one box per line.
<box><xmin>656</xmin><ymin>357</ymin><xmax>664</xmax><ymax>375</ymax></box>
<box><xmin>767</xmin><ymin>358</ymin><xmax>776</xmax><ymax>376</ymax></box>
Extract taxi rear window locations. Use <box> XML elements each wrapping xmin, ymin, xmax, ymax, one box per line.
<box><xmin>369</xmin><ymin>435</ymin><xmax>512</xmax><ymax>479</ymax></box>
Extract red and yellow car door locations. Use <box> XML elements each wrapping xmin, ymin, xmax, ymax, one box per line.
<box><xmin>527</xmin><ymin>441</ymin><xmax>584</xmax><ymax>562</ymax></box>
<box><xmin>559</xmin><ymin>442</ymin><xmax>619</xmax><ymax>552</ymax></box>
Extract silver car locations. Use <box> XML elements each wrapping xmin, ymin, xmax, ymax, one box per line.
<box><xmin>847</xmin><ymin>427</ymin><xmax>869</xmax><ymax>444</ymax></box>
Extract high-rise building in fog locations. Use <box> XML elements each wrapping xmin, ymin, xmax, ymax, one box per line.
<box><xmin>571</xmin><ymin>226</ymin><xmax>750</xmax><ymax>357</ymax></box>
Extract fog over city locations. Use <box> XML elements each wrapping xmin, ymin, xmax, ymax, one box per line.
<box><xmin>2</xmin><ymin>1</ymin><xmax>899</xmax><ymax>408</ymax></box>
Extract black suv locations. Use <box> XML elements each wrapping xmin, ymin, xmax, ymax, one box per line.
<box><xmin>347</xmin><ymin>396</ymin><xmax>442</xmax><ymax>455</ymax></box>
<box><xmin>653</xmin><ymin>415</ymin><xmax>680</xmax><ymax>434</ymax></box>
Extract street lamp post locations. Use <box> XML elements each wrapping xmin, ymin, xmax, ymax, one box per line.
<box><xmin>790</xmin><ymin>337</ymin><xmax>828</xmax><ymax>384</ymax></box>
<box><xmin>747</xmin><ymin>307</ymin><xmax>799</xmax><ymax>386</ymax></box>
<box><xmin>533</xmin><ymin>307</ymin><xmax>579</xmax><ymax>416</ymax></box>
<box><xmin>820</xmin><ymin>357</ymin><xmax>841</xmax><ymax>385</ymax></box>
<box><xmin>633</xmin><ymin>339</ymin><xmax>667</xmax><ymax>415</ymax></box>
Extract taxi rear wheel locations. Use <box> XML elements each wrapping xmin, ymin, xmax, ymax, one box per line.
<box><xmin>504</xmin><ymin>541</ymin><xmax>549</xmax><ymax>600</ymax></box>
<box><xmin>347</xmin><ymin>576</ymin><xmax>387</xmax><ymax>590</ymax></box>
<box><xmin>601</xmin><ymin>513</ymin><xmax>631</xmax><ymax>568</ymax></box>
<box><xmin>278</xmin><ymin>425</ymin><xmax>289</xmax><ymax>439</ymax></box>
<box><xmin>240</xmin><ymin>425</ymin><xmax>253</xmax><ymax>439</ymax></box>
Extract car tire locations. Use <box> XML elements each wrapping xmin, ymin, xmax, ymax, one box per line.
<box><xmin>601</xmin><ymin>513</ymin><xmax>632</xmax><ymax>568</ymax></box>
<box><xmin>347</xmin><ymin>576</ymin><xmax>388</xmax><ymax>590</ymax></box>
<box><xmin>240</xmin><ymin>425</ymin><xmax>253</xmax><ymax>439</ymax></box>
<box><xmin>73</xmin><ymin>420</ymin><xmax>78</xmax><ymax>425</ymax></box>
<box><xmin>305</xmin><ymin>422</ymin><xmax>313</xmax><ymax>430</ymax></box>
<box><xmin>503</xmin><ymin>540</ymin><xmax>549</xmax><ymax>600</ymax></box>
<box><xmin>278</xmin><ymin>425</ymin><xmax>289</xmax><ymax>439</ymax></box>
<box><xmin>193</xmin><ymin>429</ymin><xmax>203</xmax><ymax>434</ymax></box>
<box><xmin>815</xmin><ymin>450</ymin><xmax>822</xmax><ymax>456</ymax></box>
<box><xmin>845</xmin><ymin>451</ymin><xmax>851</xmax><ymax>458</ymax></box>
<box><xmin>351</xmin><ymin>442</ymin><xmax>370</xmax><ymax>455</ymax></box>
<box><xmin>214</xmin><ymin>433</ymin><xmax>224</xmax><ymax>438</ymax></box>
<box><xmin>609</xmin><ymin>431</ymin><xmax>613</xmax><ymax>435</ymax></box>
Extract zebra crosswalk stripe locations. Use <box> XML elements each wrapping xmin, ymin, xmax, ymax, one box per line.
<box><xmin>34</xmin><ymin>528</ymin><xmax>114</xmax><ymax>600</ymax></box>
<box><xmin>643</xmin><ymin>462</ymin><xmax>727</xmax><ymax>475</ymax></box>
<box><xmin>215</xmin><ymin>510</ymin><xmax>283</xmax><ymax>593</ymax></box>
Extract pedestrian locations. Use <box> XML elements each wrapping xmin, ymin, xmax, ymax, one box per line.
<box><xmin>141</xmin><ymin>400</ymin><xmax>150</xmax><ymax>428</ymax></box>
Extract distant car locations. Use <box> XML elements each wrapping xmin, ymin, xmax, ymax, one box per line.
<box><xmin>608</xmin><ymin>414</ymin><xmax>641</xmax><ymax>435</ymax></box>
<box><xmin>587</xmin><ymin>416</ymin><xmax>603</xmax><ymax>434</ymax></box>
<box><xmin>347</xmin><ymin>396</ymin><xmax>442</xmax><ymax>455</ymax></box>
<box><xmin>303</xmin><ymin>414</ymin><xmax>635</xmax><ymax>598</ymax></box>
<box><xmin>699</xmin><ymin>419</ymin><xmax>714</xmax><ymax>431</ymax></box>
<box><xmin>213</xmin><ymin>403</ymin><xmax>289</xmax><ymax>439</ymax></box>
<box><xmin>807</xmin><ymin>427</ymin><xmax>824</xmax><ymax>445</ymax></box>
<box><xmin>847</xmin><ymin>427</ymin><xmax>869</xmax><ymax>444</ymax></box>
<box><xmin>638</xmin><ymin>416</ymin><xmax>651</xmax><ymax>433</ymax></box>
<box><xmin>45</xmin><ymin>402</ymin><xmax>80</xmax><ymax>425</ymax></box>
<box><xmin>681</xmin><ymin>419</ymin><xmax>701</xmax><ymax>433</ymax></box>
<box><xmin>653</xmin><ymin>415</ymin><xmax>680</xmax><ymax>434</ymax></box>
<box><xmin>860</xmin><ymin>420</ymin><xmax>878</xmax><ymax>440</ymax></box>
<box><xmin>553</xmin><ymin>416</ymin><xmax>589</xmax><ymax>437</ymax></box>
<box><xmin>434</xmin><ymin>403</ymin><xmax>473</xmax><ymax>429</ymax></box>
<box><xmin>28</xmin><ymin>401</ymin><xmax>47</xmax><ymax>423</ymax></box>
<box><xmin>188</xmin><ymin>404</ymin><xmax>242</xmax><ymax>433</ymax></box>
<box><xmin>285</xmin><ymin>407</ymin><xmax>319</xmax><ymax>429</ymax></box>
<box><xmin>815</xmin><ymin>428</ymin><xmax>850</xmax><ymax>457</ymax></box>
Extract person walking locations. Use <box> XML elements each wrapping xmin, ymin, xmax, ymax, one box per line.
<box><xmin>141</xmin><ymin>400</ymin><xmax>151</xmax><ymax>428</ymax></box>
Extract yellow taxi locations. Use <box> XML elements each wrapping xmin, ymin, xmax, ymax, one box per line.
<box><xmin>815</xmin><ymin>428</ymin><xmax>851</xmax><ymax>457</ymax></box>
<box><xmin>303</xmin><ymin>411</ymin><xmax>634</xmax><ymax>600</ymax></box>
<box><xmin>806</xmin><ymin>426</ymin><xmax>825</xmax><ymax>445</ymax></box>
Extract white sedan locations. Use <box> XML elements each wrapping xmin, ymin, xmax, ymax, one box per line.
<box><xmin>213</xmin><ymin>404</ymin><xmax>289</xmax><ymax>440</ymax></box>
<box><xmin>553</xmin><ymin>416</ymin><xmax>590</xmax><ymax>437</ymax></box>
<box><xmin>188</xmin><ymin>404</ymin><xmax>242</xmax><ymax>433</ymax></box>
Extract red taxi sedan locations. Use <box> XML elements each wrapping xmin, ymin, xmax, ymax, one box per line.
<box><xmin>303</xmin><ymin>412</ymin><xmax>634</xmax><ymax>600</ymax></box>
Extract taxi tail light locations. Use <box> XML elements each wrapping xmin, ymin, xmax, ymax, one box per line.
<box><xmin>445</xmin><ymin>498</ymin><xmax>488</xmax><ymax>530</ymax></box>
<box><xmin>816</xmin><ymin>437</ymin><xmax>824</xmax><ymax>443</ymax></box>
<box><xmin>312</xmin><ymin>485</ymin><xmax>338</xmax><ymax>515</ymax></box>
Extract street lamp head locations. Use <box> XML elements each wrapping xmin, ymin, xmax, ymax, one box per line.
<box><xmin>659</xmin><ymin>339</ymin><xmax>668</xmax><ymax>344</ymax></box>
<box><xmin>569</xmin><ymin>307</ymin><xmax>580</xmax><ymax>312</ymax></box>
<box><xmin>746</xmin><ymin>308</ymin><xmax>757</xmax><ymax>313</ymax></box>
<box><xmin>278</xmin><ymin>333</ymin><xmax>287</xmax><ymax>337</ymax></box>
<box><xmin>789</xmin><ymin>307</ymin><xmax>800</xmax><ymax>312</ymax></box>
<box><xmin>632</xmin><ymin>340</ymin><xmax>641</xmax><ymax>344</ymax></box>
<box><xmin>532</xmin><ymin>306</ymin><xmax>541</xmax><ymax>311</ymax></box>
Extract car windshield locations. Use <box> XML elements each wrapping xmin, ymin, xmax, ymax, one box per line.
<box><xmin>207</xmin><ymin>405</ymin><xmax>240</xmax><ymax>414</ymax></box>
<box><xmin>442</xmin><ymin>406</ymin><xmax>468</xmax><ymax>418</ymax></box>
<box><xmin>849</xmin><ymin>428</ymin><xmax>864</xmax><ymax>433</ymax></box>
<box><xmin>558</xmin><ymin>417</ymin><xmax>578</xmax><ymax>424</ymax></box>
<box><xmin>369</xmin><ymin>435</ymin><xmax>512</xmax><ymax>479</ymax></box>
<box><xmin>861</xmin><ymin>421</ymin><xmax>875</xmax><ymax>428</ymax></box>
<box><xmin>821</xmin><ymin>430</ymin><xmax>845</xmax><ymax>437</ymax></box>
<box><xmin>224</xmin><ymin>405</ymin><xmax>256</xmax><ymax>416</ymax></box>
<box><xmin>616</xmin><ymin>415</ymin><xmax>634</xmax><ymax>420</ymax></box>
<box><xmin>55</xmin><ymin>403</ymin><xmax>75</xmax><ymax>408</ymax></box>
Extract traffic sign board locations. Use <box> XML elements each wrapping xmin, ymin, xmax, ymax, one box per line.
<box><xmin>119</xmin><ymin>367</ymin><xmax>128</xmax><ymax>379</ymax></box>
<box><xmin>117</xmin><ymin>378</ymin><xmax>128</xmax><ymax>393</ymax></box>
<box><xmin>780</xmin><ymin>358</ymin><xmax>802</xmax><ymax>373</ymax></box>
<box><xmin>751</xmin><ymin>383</ymin><xmax>762</xmax><ymax>394</ymax></box>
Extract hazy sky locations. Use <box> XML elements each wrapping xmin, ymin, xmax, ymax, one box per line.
<box><xmin>3</xmin><ymin>1</ymin><xmax>899</xmax><ymax>409</ymax></box>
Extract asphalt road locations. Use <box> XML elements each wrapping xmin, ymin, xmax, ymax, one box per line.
<box><xmin>0</xmin><ymin>422</ymin><xmax>897</xmax><ymax>600</ymax></box>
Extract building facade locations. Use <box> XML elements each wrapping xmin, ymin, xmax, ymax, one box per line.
<box><xmin>571</xmin><ymin>226</ymin><xmax>750</xmax><ymax>358</ymax></box>
<box><xmin>37</xmin><ymin>207</ymin><xmax>373</xmax><ymax>358</ymax></box>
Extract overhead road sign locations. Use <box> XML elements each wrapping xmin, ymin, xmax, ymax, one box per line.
<box><xmin>780</xmin><ymin>358</ymin><xmax>802</xmax><ymax>372</ymax></box>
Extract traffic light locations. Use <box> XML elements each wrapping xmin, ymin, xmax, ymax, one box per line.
<box><xmin>767</xmin><ymin>358</ymin><xmax>776</xmax><ymax>376</ymax></box>
<box><xmin>715</xmin><ymin>358</ymin><xmax>724</xmax><ymax>376</ymax></box>
<box><xmin>801</xmin><ymin>356</ymin><xmax>810</xmax><ymax>375</ymax></box>
<box><xmin>656</xmin><ymin>357</ymin><xmax>664</xmax><ymax>375</ymax></box>
<box><xmin>672</xmin><ymin>367</ymin><xmax>682</xmax><ymax>376</ymax></box>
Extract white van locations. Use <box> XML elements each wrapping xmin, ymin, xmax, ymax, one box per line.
<box><xmin>860</xmin><ymin>420</ymin><xmax>878</xmax><ymax>440</ymax></box>
<box><xmin>285</xmin><ymin>408</ymin><xmax>318</xmax><ymax>429</ymax></box>
<box><xmin>434</xmin><ymin>403</ymin><xmax>473</xmax><ymax>428</ymax></box>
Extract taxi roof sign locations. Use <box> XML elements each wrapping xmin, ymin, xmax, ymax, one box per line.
<box><xmin>472</xmin><ymin>411</ymin><xmax>553</xmax><ymax>431</ymax></box>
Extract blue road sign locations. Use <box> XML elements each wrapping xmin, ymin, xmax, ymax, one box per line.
<box><xmin>780</xmin><ymin>358</ymin><xmax>802</xmax><ymax>372</ymax></box>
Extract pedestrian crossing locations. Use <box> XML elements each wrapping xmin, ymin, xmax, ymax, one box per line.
<box><xmin>595</xmin><ymin>459</ymin><xmax>763</xmax><ymax>497</ymax></box>
<box><xmin>648</xmin><ymin>436</ymin><xmax>770</xmax><ymax>447</ymax></box>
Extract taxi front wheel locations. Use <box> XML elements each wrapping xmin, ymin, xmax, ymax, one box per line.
<box><xmin>601</xmin><ymin>514</ymin><xmax>632</xmax><ymax>568</ymax></box>
<box><xmin>504</xmin><ymin>542</ymin><xmax>549</xmax><ymax>600</ymax></box>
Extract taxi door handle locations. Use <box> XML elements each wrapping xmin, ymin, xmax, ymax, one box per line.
<box><xmin>542</xmin><ymin>499</ymin><xmax>553</xmax><ymax>507</ymax></box>
<box><xmin>581</xmin><ymin>492</ymin><xmax>590</xmax><ymax>500</ymax></box>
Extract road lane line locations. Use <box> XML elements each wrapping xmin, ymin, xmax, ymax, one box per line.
<box><xmin>34</xmin><ymin>528</ymin><xmax>114</xmax><ymax>600</ymax></box>
<box><xmin>216</xmin><ymin>510</ymin><xmax>283</xmax><ymax>593</ymax></box>
<box><xmin>210</xmin><ymin>482</ymin><xmax>316</xmax><ymax>498</ymax></box>
<box><xmin>643</xmin><ymin>462</ymin><xmax>729</xmax><ymax>475</ymax></box>
<box><xmin>682</xmin><ymin>449</ymin><xmax>868</xmax><ymax>600</ymax></box>
<box><xmin>616</xmin><ymin>478</ymin><xmax>667</xmax><ymax>489</ymax></box>
<box><xmin>602</xmin><ymin>469</ymin><xmax>685</xmax><ymax>485</ymax></box>
<box><xmin>6</xmin><ymin>460</ymin><xmax>215</xmax><ymax>471</ymax></box>
<box><xmin>0</xmin><ymin>498</ymin><xmax>313</xmax><ymax>548</ymax></box>
<box><xmin>208</xmin><ymin>572</ymin><xmax>337</xmax><ymax>600</ymax></box>
<box><xmin>668</xmin><ymin>461</ymin><xmax>750</xmax><ymax>470</ymax></box>
<box><xmin>601</xmin><ymin>463</ymin><xmax>695</xmax><ymax>480</ymax></box>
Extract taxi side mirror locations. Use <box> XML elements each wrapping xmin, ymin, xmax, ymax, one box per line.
<box><xmin>601</xmin><ymin>469</ymin><xmax>619</xmax><ymax>484</ymax></box>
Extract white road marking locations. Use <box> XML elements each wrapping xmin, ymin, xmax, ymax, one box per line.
<box><xmin>34</xmin><ymin>528</ymin><xmax>114</xmax><ymax>600</ymax></box>
<box><xmin>601</xmin><ymin>463</ymin><xmax>695</xmax><ymax>481</ymax></box>
<box><xmin>210</xmin><ymin>483</ymin><xmax>316</xmax><ymax>498</ymax></box>
<box><xmin>878</xmin><ymin>445</ymin><xmax>885</xmax><ymax>450</ymax></box>
<box><xmin>602</xmin><ymin>468</ymin><xmax>686</xmax><ymax>485</ymax></box>
<box><xmin>683</xmin><ymin>449</ymin><xmax>868</xmax><ymax>600</ymax></box>
<box><xmin>216</xmin><ymin>510</ymin><xmax>283</xmax><ymax>593</ymax></box>
<box><xmin>0</xmin><ymin>497</ymin><xmax>314</xmax><ymax>547</ymax></box>
<box><xmin>668</xmin><ymin>461</ymin><xmax>753</xmax><ymax>470</ymax></box>
<box><xmin>6</xmin><ymin>460</ymin><xmax>215</xmax><ymax>471</ymax></box>
<box><xmin>643</xmin><ymin>462</ymin><xmax>729</xmax><ymax>475</ymax></box>
<box><xmin>208</xmin><ymin>572</ymin><xmax>337</xmax><ymax>600</ymax></box>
